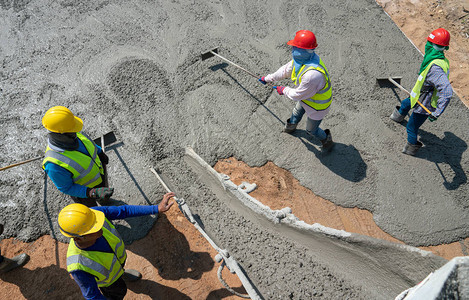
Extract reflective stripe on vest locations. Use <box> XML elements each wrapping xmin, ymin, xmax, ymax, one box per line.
<box><xmin>410</xmin><ymin>58</ymin><xmax>449</xmax><ymax>109</ymax></box>
<box><xmin>42</xmin><ymin>132</ymin><xmax>103</xmax><ymax>187</ymax></box>
<box><xmin>290</xmin><ymin>59</ymin><xmax>332</xmax><ymax>111</ymax></box>
<box><xmin>66</xmin><ymin>219</ymin><xmax>127</xmax><ymax>287</ymax></box>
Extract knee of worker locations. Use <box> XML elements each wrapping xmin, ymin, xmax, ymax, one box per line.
<box><xmin>292</xmin><ymin>106</ymin><xmax>304</xmax><ymax>119</ymax></box>
<box><xmin>399</xmin><ymin>97</ymin><xmax>411</xmax><ymax>115</ymax></box>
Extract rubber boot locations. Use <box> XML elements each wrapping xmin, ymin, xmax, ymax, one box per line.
<box><xmin>402</xmin><ymin>141</ymin><xmax>422</xmax><ymax>156</ymax></box>
<box><xmin>122</xmin><ymin>269</ymin><xmax>142</xmax><ymax>282</ymax></box>
<box><xmin>390</xmin><ymin>106</ymin><xmax>405</xmax><ymax>123</ymax></box>
<box><xmin>284</xmin><ymin>118</ymin><xmax>297</xmax><ymax>133</ymax></box>
<box><xmin>0</xmin><ymin>253</ymin><xmax>30</xmax><ymax>274</ymax></box>
<box><xmin>320</xmin><ymin>129</ymin><xmax>334</xmax><ymax>151</ymax></box>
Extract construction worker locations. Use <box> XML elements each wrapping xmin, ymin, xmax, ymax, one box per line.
<box><xmin>58</xmin><ymin>192</ymin><xmax>175</xmax><ymax>300</ymax></box>
<box><xmin>390</xmin><ymin>28</ymin><xmax>453</xmax><ymax>156</ymax></box>
<box><xmin>0</xmin><ymin>224</ymin><xmax>30</xmax><ymax>274</ymax></box>
<box><xmin>259</xmin><ymin>30</ymin><xmax>334</xmax><ymax>151</ymax></box>
<box><xmin>42</xmin><ymin>106</ymin><xmax>113</xmax><ymax>207</ymax></box>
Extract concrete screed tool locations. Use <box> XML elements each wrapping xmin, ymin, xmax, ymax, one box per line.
<box><xmin>150</xmin><ymin>166</ymin><xmax>262</xmax><ymax>300</ymax></box>
<box><xmin>376</xmin><ymin>76</ymin><xmax>432</xmax><ymax>114</ymax></box>
<box><xmin>0</xmin><ymin>131</ymin><xmax>117</xmax><ymax>172</ymax></box>
<box><xmin>201</xmin><ymin>48</ymin><xmax>262</xmax><ymax>80</ymax></box>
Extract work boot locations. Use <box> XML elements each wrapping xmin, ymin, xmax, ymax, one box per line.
<box><xmin>402</xmin><ymin>141</ymin><xmax>422</xmax><ymax>156</ymax></box>
<box><xmin>390</xmin><ymin>106</ymin><xmax>405</xmax><ymax>123</ymax></box>
<box><xmin>0</xmin><ymin>253</ymin><xmax>30</xmax><ymax>274</ymax></box>
<box><xmin>284</xmin><ymin>118</ymin><xmax>297</xmax><ymax>133</ymax></box>
<box><xmin>122</xmin><ymin>269</ymin><xmax>142</xmax><ymax>282</ymax></box>
<box><xmin>320</xmin><ymin>129</ymin><xmax>334</xmax><ymax>151</ymax></box>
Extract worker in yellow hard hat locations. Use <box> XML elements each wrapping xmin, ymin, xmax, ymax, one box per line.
<box><xmin>42</xmin><ymin>106</ymin><xmax>113</xmax><ymax>207</ymax></box>
<box><xmin>59</xmin><ymin>192</ymin><xmax>175</xmax><ymax>300</ymax></box>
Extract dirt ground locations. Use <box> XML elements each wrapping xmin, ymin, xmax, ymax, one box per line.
<box><xmin>1</xmin><ymin>0</ymin><xmax>468</xmax><ymax>299</ymax></box>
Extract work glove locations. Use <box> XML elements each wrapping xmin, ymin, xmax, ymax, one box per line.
<box><xmin>428</xmin><ymin>114</ymin><xmax>438</xmax><ymax>122</ymax></box>
<box><xmin>88</xmin><ymin>187</ymin><xmax>114</xmax><ymax>200</ymax></box>
<box><xmin>258</xmin><ymin>76</ymin><xmax>267</xmax><ymax>85</ymax></box>
<box><xmin>98</xmin><ymin>151</ymin><xmax>109</xmax><ymax>165</ymax></box>
<box><xmin>273</xmin><ymin>86</ymin><xmax>285</xmax><ymax>95</ymax></box>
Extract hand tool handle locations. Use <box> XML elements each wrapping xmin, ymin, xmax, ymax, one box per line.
<box><xmin>0</xmin><ymin>156</ymin><xmax>42</xmax><ymax>171</ymax></box>
<box><xmin>210</xmin><ymin>51</ymin><xmax>259</xmax><ymax>79</ymax></box>
<box><xmin>101</xmin><ymin>135</ymin><xmax>110</xmax><ymax>187</ymax></box>
<box><xmin>387</xmin><ymin>77</ymin><xmax>433</xmax><ymax>115</ymax></box>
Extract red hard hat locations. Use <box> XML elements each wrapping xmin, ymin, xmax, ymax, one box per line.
<box><xmin>287</xmin><ymin>30</ymin><xmax>318</xmax><ymax>49</ymax></box>
<box><xmin>427</xmin><ymin>28</ymin><xmax>450</xmax><ymax>47</ymax></box>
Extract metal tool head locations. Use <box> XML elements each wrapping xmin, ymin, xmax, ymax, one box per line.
<box><xmin>201</xmin><ymin>47</ymin><xmax>219</xmax><ymax>61</ymax></box>
<box><xmin>376</xmin><ymin>77</ymin><xmax>402</xmax><ymax>88</ymax></box>
<box><xmin>93</xmin><ymin>131</ymin><xmax>117</xmax><ymax>148</ymax></box>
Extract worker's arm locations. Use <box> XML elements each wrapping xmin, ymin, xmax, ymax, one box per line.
<box><xmin>264</xmin><ymin>61</ymin><xmax>293</xmax><ymax>82</ymax></box>
<box><xmin>92</xmin><ymin>192</ymin><xmax>175</xmax><ymax>220</ymax></box>
<box><xmin>70</xmin><ymin>270</ymin><xmax>107</xmax><ymax>300</ymax></box>
<box><xmin>426</xmin><ymin>65</ymin><xmax>453</xmax><ymax>117</ymax></box>
<box><xmin>44</xmin><ymin>162</ymin><xmax>88</xmax><ymax>198</ymax></box>
<box><xmin>282</xmin><ymin>69</ymin><xmax>326</xmax><ymax>101</ymax></box>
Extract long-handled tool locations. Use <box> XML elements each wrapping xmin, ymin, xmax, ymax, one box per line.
<box><xmin>0</xmin><ymin>131</ymin><xmax>117</xmax><ymax>172</ymax></box>
<box><xmin>0</xmin><ymin>156</ymin><xmax>42</xmax><ymax>171</ymax></box>
<box><xmin>93</xmin><ymin>131</ymin><xmax>117</xmax><ymax>188</ymax></box>
<box><xmin>201</xmin><ymin>48</ymin><xmax>261</xmax><ymax>80</ymax></box>
<box><xmin>150</xmin><ymin>167</ymin><xmax>261</xmax><ymax>299</ymax></box>
<box><xmin>376</xmin><ymin>77</ymin><xmax>432</xmax><ymax>115</ymax></box>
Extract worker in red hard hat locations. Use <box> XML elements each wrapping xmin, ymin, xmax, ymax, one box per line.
<box><xmin>389</xmin><ymin>28</ymin><xmax>453</xmax><ymax>156</ymax></box>
<box><xmin>259</xmin><ymin>30</ymin><xmax>334</xmax><ymax>151</ymax></box>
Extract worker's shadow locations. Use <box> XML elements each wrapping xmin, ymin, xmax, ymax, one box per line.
<box><xmin>0</xmin><ymin>264</ymin><xmax>80</xmax><ymax>299</ymax></box>
<box><xmin>126</xmin><ymin>278</ymin><xmax>191</xmax><ymax>299</ymax></box>
<box><xmin>210</xmin><ymin>63</ymin><xmax>285</xmax><ymax>125</ymax></box>
<box><xmin>418</xmin><ymin>130</ymin><xmax>467</xmax><ymax>190</ymax></box>
<box><xmin>126</xmin><ymin>213</ymin><xmax>214</xmax><ymax>281</ymax></box>
<box><xmin>296</xmin><ymin>132</ymin><xmax>367</xmax><ymax>182</ymax></box>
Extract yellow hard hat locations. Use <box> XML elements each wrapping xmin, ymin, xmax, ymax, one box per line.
<box><xmin>58</xmin><ymin>203</ymin><xmax>105</xmax><ymax>237</ymax></box>
<box><xmin>42</xmin><ymin>106</ymin><xmax>83</xmax><ymax>133</ymax></box>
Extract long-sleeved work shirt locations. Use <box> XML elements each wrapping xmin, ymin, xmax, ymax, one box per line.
<box><xmin>414</xmin><ymin>64</ymin><xmax>452</xmax><ymax>117</ymax></box>
<box><xmin>265</xmin><ymin>60</ymin><xmax>330</xmax><ymax>120</ymax></box>
<box><xmin>44</xmin><ymin>139</ymin><xmax>103</xmax><ymax>198</ymax></box>
<box><xmin>70</xmin><ymin>205</ymin><xmax>159</xmax><ymax>300</ymax></box>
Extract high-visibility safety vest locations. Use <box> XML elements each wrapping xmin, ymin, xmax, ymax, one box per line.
<box><xmin>66</xmin><ymin>218</ymin><xmax>127</xmax><ymax>287</ymax></box>
<box><xmin>291</xmin><ymin>58</ymin><xmax>332</xmax><ymax>111</ymax></box>
<box><xmin>42</xmin><ymin>132</ymin><xmax>104</xmax><ymax>188</ymax></box>
<box><xmin>410</xmin><ymin>58</ymin><xmax>449</xmax><ymax>109</ymax></box>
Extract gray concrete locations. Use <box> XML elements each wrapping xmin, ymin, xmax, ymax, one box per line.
<box><xmin>0</xmin><ymin>0</ymin><xmax>467</xmax><ymax>298</ymax></box>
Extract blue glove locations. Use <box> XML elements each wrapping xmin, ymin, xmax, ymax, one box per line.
<box><xmin>258</xmin><ymin>76</ymin><xmax>267</xmax><ymax>85</ymax></box>
<box><xmin>428</xmin><ymin>114</ymin><xmax>438</xmax><ymax>122</ymax></box>
<box><xmin>273</xmin><ymin>86</ymin><xmax>285</xmax><ymax>95</ymax></box>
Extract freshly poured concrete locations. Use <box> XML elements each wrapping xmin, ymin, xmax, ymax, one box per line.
<box><xmin>0</xmin><ymin>0</ymin><xmax>467</xmax><ymax>298</ymax></box>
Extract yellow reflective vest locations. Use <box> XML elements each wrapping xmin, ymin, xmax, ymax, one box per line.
<box><xmin>410</xmin><ymin>58</ymin><xmax>449</xmax><ymax>109</ymax></box>
<box><xmin>291</xmin><ymin>59</ymin><xmax>332</xmax><ymax>111</ymax></box>
<box><xmin>42</xmin><ymin>132</ymin><xmax>103</xmax><ymax>188</ymax></box>
<box><xmin>66</xmin><ymin>218</ymin><xmax>127</xmax><ymax>287</ymax></box>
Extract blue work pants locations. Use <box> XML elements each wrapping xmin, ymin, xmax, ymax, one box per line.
<box><xmin>399</xmin><ymin>98</ymin><xmax>428</xmax><ymax>144</ymax></box>
<box><xmin>290</xmin><ymin>102</ymin><xmax>327</xmax><ymax>141</ymax></box>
